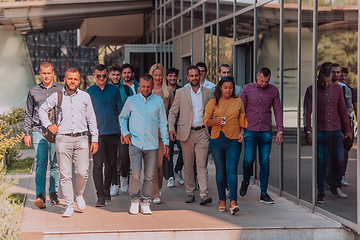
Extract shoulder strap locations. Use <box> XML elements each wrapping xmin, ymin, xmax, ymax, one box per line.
<box><xmin>124</xmin><ymin>85</ymin><xmax>131</xmax><ymax>96</ymax></box>
<box><xmin>342</xmin><ymin>86</ymin><xmax>346</xmax><ymax>101</ymax></box>
<box><xmin>56</xmin><ymin>91</ymin><xmax>63</xmax><ymax>124</ymax></box>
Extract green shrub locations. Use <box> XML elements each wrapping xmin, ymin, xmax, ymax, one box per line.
<box><xmin>0</xmin><ymin>161</ymin><xmax>21</xmax><ymax>240</ymax></box>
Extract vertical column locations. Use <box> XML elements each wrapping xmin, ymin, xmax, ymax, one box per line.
<box><xmin>279</xmin><ymin>0</ymin><xmax>284</xmax><ymax>195</ymax></box>
<box><xmin>297</xmin><ymin>0</ymin><xmax>302</xmax><ymax>201</ymax></box>
<box><xmin>357</xmin><ymin>1</ymin><xmax>360</xmax><ymax>233</ymax></box>
<box><xmin>311</xmin><ymin>0</ymin><xmax>318</xmax><ymax>212</ymax></box>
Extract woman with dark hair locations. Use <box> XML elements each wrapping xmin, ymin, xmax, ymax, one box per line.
<box><xmin>203</xmin><ymin>76</ymin><xmax>247</xmax><ymax>215</ymax></box>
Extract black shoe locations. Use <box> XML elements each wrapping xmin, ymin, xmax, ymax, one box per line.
<box><xmin>185</xmin><ymin>195</ymin><xmax>195</xmax><ymax>203</ymax></box>
<box><xmin>200</xmin><ymin>196</ymin><xmax>212</xmax><ymax>205</ymax></box>
<box><xmin>239</xmin><ymin>181</ymin><xmax>249</xmax><ymax>197</ymax></box>
<box><xmin>95</xmin><ymin>196</ymin><xmax>105</xmax><ymax>207</ymax></box>
<box><xmin>50</xmin><ymin>192</ymin><xmax>59</xmax><ymax>205</ymax></box>
<box><xmin>260</xmin><ymin>193</ymin><xmax>274</xmax><ymax>204</ymax></box>
<box><xmin>330</xmin><ymin>187</ymin><xmax>339</xmax><ymax>198</ymax></box>
<box><xmin>104</xmin><ymin>190</ymin><xmax>111</xmax><ymax>202</ymax></box>
<box><xmin>35</xmin><ymin>194</ymin><xmax>46</xmax><ymax>209</ymax></box>
<box><xmin>317</xmin><ymin>193</ymin><xmax>325</xmax><ymax>204</ymax></box>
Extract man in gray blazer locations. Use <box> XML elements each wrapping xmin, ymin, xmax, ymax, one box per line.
<box><xmin>168</xmin><ymin>65</ymin><xmax>213</xmax><ymax>205</ymax></box>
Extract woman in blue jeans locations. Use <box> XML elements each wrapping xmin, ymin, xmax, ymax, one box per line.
<box><xmin>203</xmin><ymin>77</ymin><xmax>247</xmax><ymax>214</ymax></box>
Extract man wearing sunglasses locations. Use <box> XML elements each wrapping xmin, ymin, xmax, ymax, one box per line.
<box><xmin>86</xmin><ymin>64</ymin><xmax>123</xmax><ymax>207</ymax></box>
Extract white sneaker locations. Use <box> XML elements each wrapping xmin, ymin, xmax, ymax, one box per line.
<box><xmin>341</xmin><ymin>177</ymin><xmax>349</xmax><ymax>186</ymax></box>
<box><xmin>129</xmin><ymin>202</ymin><xmax>139</xmax><ymax>215</ymax></box>
<box><xmin>121</xmin><ymin>176</ymin><xmax>129</xmax><ymax>192</ymax></box>
<box><xmin>167</xmin><ymin>177</ymin><xmax>175</xmax><ymax>187</ymax></box>
<box><xmin>140</xmin><ymin>203</ymin><xmax>152</xmax><ymax>215</ymax></box>
<box><xmin>75</xmin><ymin>195</ymin><xmax>86</xmax><ymax>211</ymax></box>
<box><xmin>337</xmin><ymin>188</ymin><xmax>348</xmax><ymax>199</ymax></box>
<box><xmin>110</xmin><ymin>185</ymin><xmax>119</xmax><ymax>196</ymax></box>
<box><xmin>62</xmin><ymin>207</ymin><xmax>74</xmax><ymax>218</ymax></box>
<box><xmin>176</xmin><ymin>171</ymin><xmax>185</xmax><ymax>185</ymax></box>
<box><xmin>153</xmin><ymin>197</ymin><xmax>161</xmax><ymax>204</ymax></box>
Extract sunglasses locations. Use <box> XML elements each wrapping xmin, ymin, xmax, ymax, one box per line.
<box><xmin>96</xmin><ymin>74</ymin><xmax>107</xmax><ymax>79</ymax></box>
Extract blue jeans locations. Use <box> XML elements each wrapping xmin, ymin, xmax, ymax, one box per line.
<box><xmin>168</xmin><ymin>139</ymin><xmax>183</xmax><ymax>178</ymax></box>
<box><xmin>243</xmin><ymin>129</ymin><xmax>272</xmax><ymax>194</ymax></box>
<box><xmin>32</xmin><ymin>131</ymin><xmax>59</xmax><ymax>196</ymax></box>
<box><xmin>317</xmin><ymin>130</ymin><xmax>344</xmax><ymax>195</ymax></box>
<box><xmin>209</xmin><ymin>132</ymin><xmax>242</xmax><ymax>201</ymax></box>
<box><xmin>128</xmin><ymin>144</ymin><xmax>158</xmax><ymax>203</ymax></box>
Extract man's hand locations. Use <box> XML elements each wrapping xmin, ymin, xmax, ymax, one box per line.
<box><xmin>48</xmin><ymin>124</ymin><xmax>59</xmax><ymax>134</ymax></box>
<box><xmin>305</xmin><ymin>132</ymin><xmax>312</xmax><ymax>145</ymax></box>
<box><xmin>276</xmin><ymin>132</ymin><xmax>284</xmax><ymax>145</ymax></box>
<box><xmin>238</xmin><ymin>132</ymin><xmax>244</xmax><ymax>143</ymax></box>
<box><xmin>163</xmin><ymin>145</ymin><xmax>169</xmax><ymax>158</ymax></box>
<box><xmin>345</xmin><ymin>131</ymin><xmax>353</xmax><ymax>139</ymax></box>
<box><xmin>122</xmin><ymin>134</ymin><xmax>132</xmax><ymax>144</ymax></box>
<box><xmin>24</xmin><ymin>135</ymin><xmax>32</xmax><ymax>147</ymax></box>
<box><xmin>90</xmin><ymin>142</ymin><xmax>98</xmax><ymax>154</ymax></box>
<box><xmin>169</xmin><ymin>130</ymin><xmax>177</xmax><ymax>142</ymax></box>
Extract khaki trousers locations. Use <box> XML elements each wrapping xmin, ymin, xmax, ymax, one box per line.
<box><xmin>180</xmin><ymin>128</ymin><xmax>209</xmax><ymax>198</ymax></box>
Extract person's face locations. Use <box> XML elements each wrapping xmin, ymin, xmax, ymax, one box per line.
<box><xmin>198</xmin><ymin>66</ymin><xmax>207</xmax><ymax>81</ymax></box>
<box><xmin>167</xmin><ymin>73</ymin><xmax>178</xmax><ymax>85</ymax></box>
<box><xmin>318</xmin><ymin>74</ymin><xmax>332</xmax><ymax>88</ymax></box>
<box><xmin>109</xmin><ymin>70</ymin><xmax>121</xmax><ymax>85</ymax></box>
<box><xmin>256</xmin><ymin>73</ymin><xmax>270</xmax><ymax>88</ymax></box>
<box><xmin>220</xmin><ymin>82</ymin><xmax>234</xmax><ymax>99</ymax></box>
<box><xmin>139</xmin><ymin>78</ymin><xmax>154</xmax><ymax>98</ymax></box>
<box><xmin>218</xmin><ymin>67</ymin><xmax>231</xmax><ymax>79</ymax></box>
<box><xmin>64</xmin><ymin>71</ymin><xmax>81</xmax><ymax>92</ymax></box>
<box><xmin>40</xmin><ymin>66</ymin><xmax>54</xmax><ymax>85</ymax></box>
<box><xmin>340</xmin><ymin>72</ymin><xmax>348</xmax><ymax>84</ymax></box>
<box><xmin>93</xmin><ymin>69</ymin><xmax>108</xmax><ymax>87</ymax></box>
<box><xmin>122</xmin><ymin>68</ymin><xmax>133</xmax><ymax>82</ymax></box>
<box><xmin>332</xmin><ymin>66</ymin><xmax>341</xmax><ymax>82</ymax></box>
<box><xmin>187</xmin><ymin>69</ymin><xmax>200</xmax><ymax>87</ymax></box>
<box><xmin>153</xmin><ymin>69</ymin><xmax>163</xmax><ymax>85</ymax></box>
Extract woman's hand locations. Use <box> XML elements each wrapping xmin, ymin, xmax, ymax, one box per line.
<box><xmin>206</xmin><ymin>117</ymin><xmax>225</xmax><ymax>127</ymax></box>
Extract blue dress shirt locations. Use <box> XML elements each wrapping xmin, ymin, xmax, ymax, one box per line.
<box><xmin>86</xmin><ymin>83</ymin><xmax>123</xmax><ymax>135</ymax></box>
<box><xmin>38</xmin><ymin>87</ymin><xmax>99</xmax><ymax>142</ymax></box>
<box><xmin>119</xmin><ymin>93</ymin><xmax>169</xmax><ymax>150</ymax></box>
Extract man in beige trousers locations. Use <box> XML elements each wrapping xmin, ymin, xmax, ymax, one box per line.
<box><xmin>168</xmin><ymin>65</ymin><xmax>213</xmax><ymax>205</ymax></box>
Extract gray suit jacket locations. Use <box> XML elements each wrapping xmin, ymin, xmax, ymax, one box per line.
<box><xmin>168</xmin><ymin>85</ymin><xmax>212</xmax><ymax>142</ymax></box>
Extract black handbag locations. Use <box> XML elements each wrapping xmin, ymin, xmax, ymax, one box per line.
<box><xmin>41</xmin><ymin>91</ymin><xmax>62</xmax><ymax>143</ymax></box>
<box><xmin>162</xmin><ymin>155</ymin><xmax>170</xmax><ymax>180</ymax></box>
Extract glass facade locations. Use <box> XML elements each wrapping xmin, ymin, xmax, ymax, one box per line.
<box><xmin>146</xmin><ymin>0</ymin><xmax>360</xmax><ymax>232</ymax></box>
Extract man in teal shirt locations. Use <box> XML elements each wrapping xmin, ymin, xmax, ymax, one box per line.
<box><xmin>109</xmin><ymin>63</ymin><xmax>139</xmax><ymax>196</ymax></box>
<box><xmin>120</xmin><ymin>73</ymin><xmax>169</xmax><ymax>215</ymax></box>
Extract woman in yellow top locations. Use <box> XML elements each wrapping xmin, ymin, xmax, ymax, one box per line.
<box><xmin>203</xmin><ymin>76</ymin><xmax>247</xmax><ymax>215</ymax></box>
<box><xmin>149</xmin><ymin>63</ymin><xmax>174</xmax><ymax>204</ymax></box>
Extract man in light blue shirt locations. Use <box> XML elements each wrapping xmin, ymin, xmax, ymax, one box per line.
<box><xmin>119</xmin><ymin>73</ymin><xmax>169</xmax><ymax>215</ymax></box>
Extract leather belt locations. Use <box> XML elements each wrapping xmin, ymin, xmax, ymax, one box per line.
<box><xmin>191</xmin><ymin>125</ymin><xmax>205</xmax><ymax>131</ymax></box>
<box><xmin>64</xmin><ymin>132</ymin><xmax>88</xmax><ymax>137</ymax></box>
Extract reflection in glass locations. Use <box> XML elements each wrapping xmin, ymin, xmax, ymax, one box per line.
<box><xmin>204</xmin><ymin>26</ymin><xmax>217</xmax><ymax>83</ymax></box>
<box><xmin>257</xmin><ymin>2</ymin><xmax>280</xmax><ymax>190</ymax></box>
<box><xmin>219</xmin><ymin>19</ymin><xmax>234</xmax><ymax>73</ymax></box>
<box><xmin>314</xmin><ymin>1</ymin><xmax>358</xmax><ymax>223</ymax></box>
<box><xmin>236</xmin><ymin>10</ymin><xmax>254</xmax><ymax>41</ymax></box>
<box><xmin>205</xmin><ymin>0</ymin><xmax>217</xmax><ymax>24</ymax></box>
<box><xmin>193</xmin><ymin>4</ymin><xmax>203</xmax><ymax>29</ymax></box>
<box><xmin>219</xmin><ymin>0</ymin><xmax>233</xmax><ymax>18</ymax></box>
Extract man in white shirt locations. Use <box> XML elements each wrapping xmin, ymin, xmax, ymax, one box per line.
<box><xmin>168</xmin><ymin>65</ymin><xmax>213</xmax><ymax>205</ymax></box>
<box><xmin>195</xmin><ymin>62</ymin><xmax>216</xmax><ymax>89</ymax></box>
<box><xmin>217</xmin><ymin>63</ymin><xmax>242</xmax><ymax>97</ymax></box>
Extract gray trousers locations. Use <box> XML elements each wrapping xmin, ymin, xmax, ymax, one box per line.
<box><xmin>129</xmin><ymin>144</ymin><xmax>158</xmax><ymax>204</ymax></box>
<box><xmin>55</xmin><ymin>135</ymin><xmax>89</xmax><ymax>209</ymax></box>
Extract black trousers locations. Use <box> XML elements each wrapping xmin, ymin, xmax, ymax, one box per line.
<box><xmin>93</xmin><ymin>134</ymin><xmax>119</xmax><ymax>197</ymax></box>
<box><xmin>111</xmin><ymin>139</ymin><xmax>130</xmax><ymax>185</ymax></box>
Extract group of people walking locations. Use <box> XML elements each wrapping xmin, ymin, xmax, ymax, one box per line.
<box><xmin>27</xmin><ymin>58</ymin><xmax>354</xmax><ymax>218</ymax></box>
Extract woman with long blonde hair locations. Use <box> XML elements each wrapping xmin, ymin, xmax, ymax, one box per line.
<box><xmin>149</xmin><ymin>63</ymin><xmax>174</xmax><ymax>204</ymax></box>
